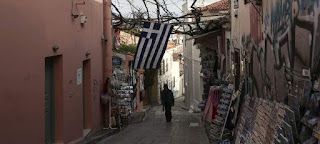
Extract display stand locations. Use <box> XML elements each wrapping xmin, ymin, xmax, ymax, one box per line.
<box><xmin>118</xmin><ymin>85</ymin><xmax>133</xmax><ymax>125</ymax></box>
<box><xmin>210</xmin><ymin>87</ymin><xmax>234</xmax><ymax>141</ymax></box>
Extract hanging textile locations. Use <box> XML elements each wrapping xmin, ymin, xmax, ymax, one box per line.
<box><xmin>204</xmin><ymin>86</ymin><xmax>220</xmax><ymax>122</ymax></box>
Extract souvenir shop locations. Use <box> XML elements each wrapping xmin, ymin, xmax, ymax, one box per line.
<box><xmin>101</xmin><ymin>53</ymin><xmax>144</xmax><ymax>129</ymax></box>
<box><xmin>201</xmin><ymin>42</ymin><xmax>320</xmax><ymax>143</ymax></box>
<box><xmin>197</xmin><ymin>34</ymin><xmax>245</xmax><ymax>143</ymax></box>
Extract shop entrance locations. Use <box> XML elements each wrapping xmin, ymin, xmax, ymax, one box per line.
<box><xmin>234</xmin><ymin>50</ymin><xmax>241</xmax><ymax>91</ymax></box>
<box><xmin>45</xmin><ymin>57</ymin><xmax>55</xmax><ymax>144</ymax></box>
<box><xmin>83</xmin><ymin>59</ymin><xmax>92</xmax><ymax>136</ymax></box>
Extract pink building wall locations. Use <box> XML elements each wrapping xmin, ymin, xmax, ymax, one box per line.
<box><xmin>0</xmin><ymin>0</ymin><xmax>112</xmax><ymax>143</ymax></box>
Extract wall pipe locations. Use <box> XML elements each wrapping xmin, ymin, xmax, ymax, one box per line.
<box><xmin>102</xmin><ymin>0</ymin><xmax>113</xmax><ymax>129</ymax></box>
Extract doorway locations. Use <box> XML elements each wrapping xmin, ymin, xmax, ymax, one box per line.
<box><xmin>83</xmin><ymin>59</ymin><xmax>92</xmax><ymax>136</ymax></box>
<box><xmin>45</xmin><ymin>57</ymin><xmax>55</xmax><ymax>144</ymax></box>
<box><xmin>234</xmin><ymin>50</ymin><xmax>241</xmax><ymax>91</ymax></box>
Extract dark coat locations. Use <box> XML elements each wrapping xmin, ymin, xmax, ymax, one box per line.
<box><xmin>161</xmin><ymin>89</ymin><xmax>174</xmax><ymax>106</ymax></box>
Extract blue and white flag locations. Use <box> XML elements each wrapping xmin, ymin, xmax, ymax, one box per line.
<box><xmin>133</xmin><ymin>22</ymin><xmax>173</xmax><ymax>69</ymax></box>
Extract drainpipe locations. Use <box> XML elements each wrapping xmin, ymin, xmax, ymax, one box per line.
<box><xmin>103</xmin><ymin>0</ymin><xmax>112</xmax><ymax>79</ymax></box>
<box><xmin>102</xmin><ymin>0</ymin><xmax>113</xmax><ymax>129</ymax></box>
<box><xmin>102</xmin><ymin>0</ymin><xmax>106</xmax><ymax>81</ymax></box>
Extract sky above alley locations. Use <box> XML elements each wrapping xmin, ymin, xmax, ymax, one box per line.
<box><xmin>113</xmin><ymin>0</ymin><xmax>221</xmax><ymax>18</ymax></box>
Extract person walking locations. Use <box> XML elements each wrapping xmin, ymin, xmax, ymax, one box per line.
<box><xmin>161</xmin><ymin>84</ymin><xmax>174</xmax><ymax>122</ymax></box>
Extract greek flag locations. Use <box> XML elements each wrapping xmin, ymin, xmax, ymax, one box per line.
<box><xmin>133</xmin><ymin>22</ymin><xmax>173</xmax><ymax>69</ymax></box>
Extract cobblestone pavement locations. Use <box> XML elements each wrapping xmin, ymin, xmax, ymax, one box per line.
<box><xmin>98</xmin><ymin>97</ymin><xmax>210</xmax><ymax>144</ymax></box>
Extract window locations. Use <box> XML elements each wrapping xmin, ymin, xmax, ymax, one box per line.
<box><xmin>160</xmin><ymin>60</ymin><xmax>163</xmax><ymax>75</ymax></box>
<box><xmin>166</xmin><ymin>58</ymin><xmax>168</xmax><ymax>72</ymax></box>
<box><xmin>163</xmin><ymin>59</ymin><xmax>167</xmax><ymax>74</ymax></box>
<box><xmin>161</xmin><ymin>82</ymin><xmax>164</xmax><ymax>91</ymax></box>
<box><xmin>227</xmin><ymin>39</ymin><xmax>231</xmax><ymax>73</ymax></box>
<box><xmin>161</xmin><ymin>60</ymin><xmax>164</xmax><ymax>75</ymax></box>
<box><xmin>171</xmin><ymin>57</ymin><xmax>173</xmax><ymax>69</ymax></box>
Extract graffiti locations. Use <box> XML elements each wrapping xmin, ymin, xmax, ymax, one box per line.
<box><xmin>312</xmin><ymin>13</ymin><xmax>320</xmax><ymax>74</ymax></box>
<box><xmin>241</xmin><ymin>34</ymin><xmax>252</xmax><ymax>51</ymax></box>
<box><xmin>242</xmin><ymin>0</ymin><xmax>320</xmax><ymax>101</ymax></box>
<box><xmin>264</xmin><ymin>0</ymin><xmax>270</xmax><ymax>37</ymax></box>
<box><xmin>300</xmin><ymin>0</ymin><xmax>319</xmax><ymax>14</ymax></box>
<box><xmin>232</xmin><ymin>0</ymin><xmax>320</xmax><ymax>102</ymax></box>
<box><xmin>93</xmin><ymin>79</ymin><xmax>100</xmax><ymax>100</ymax></box>
<box><xmin>241</xmin><ymin>35</ymin><xmax>246</xmax><ymax>49</ymax></box>
<box><xmin>234</xmin><ymin>1</ymin><xmax>320</xmax><ymax>143</ymax></box>
<box><xmin>270</xmin><ymin>0</ymin><xmax>293</xmax><ymax>36</ymax></box>
<box><xmin>263</xmin><ymin>0</ymin><xmax>320</xmax><ymax>70</ymax></box>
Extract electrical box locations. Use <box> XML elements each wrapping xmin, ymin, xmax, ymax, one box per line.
<box><xmin>80</xmin><ymin>15</ymin><xmax>87</xmax><ymax>25</ymax></box>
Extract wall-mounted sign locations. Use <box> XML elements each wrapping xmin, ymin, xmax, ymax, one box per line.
<box><xmin>302</xmin><ymin>69</ymin><xmax>311</xmax><ymax>77</ymax></box>
<box><xmin>112</xmin><ymin>57</ymin><xmax>122</xmax><ymax>66</ymax></box>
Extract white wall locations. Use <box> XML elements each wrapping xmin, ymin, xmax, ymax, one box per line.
<box><xmin>158</xmin><ymin>46</ymin><xmax>182</xmax><ymax>102</ymax></box>
<box><xmin>183</xmin><ymin>1</ymin><xmax>203</xmax><ymax>111</ymax></box>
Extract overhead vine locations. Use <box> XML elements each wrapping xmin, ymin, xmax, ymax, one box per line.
<box><xmin>111</xmin><ymin>0</ymin><xmax>230</xmax><ymax>36</ymax></box>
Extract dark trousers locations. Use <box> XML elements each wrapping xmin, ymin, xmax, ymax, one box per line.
<box><xmin>164</xmin><ymin>105</ymin><xmax>172</xmax><ymax>122</ymax></box>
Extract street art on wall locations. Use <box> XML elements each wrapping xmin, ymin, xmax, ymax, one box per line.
<box><xmin>242</xmin><ymin>0</ymin><xmax>320</xmax><ymax>102</ymax></box>
<box><xmin>265</xmin><ymin>0</ymin><xmax>320</xmax><ymax>74</ymax></box>
<box><xmin>232</xmin><ymin>1</ymin><xmax>320</xmax><ymax>143</ymax></box>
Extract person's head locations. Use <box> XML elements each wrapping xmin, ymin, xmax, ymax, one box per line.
<box><xmin>164</xmin><ymin>84</ymin><xmax>168</xmax><ymax>90</ymax></box>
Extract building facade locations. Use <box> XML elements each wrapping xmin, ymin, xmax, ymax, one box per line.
<box><xmin>229</xmin><ymin>0</ymin><xmax>320</xmax><ymax>143</ymax></box>
<box><xmin>0</xmin><ymin>0</ymin><xmax>113</xmax><ymax>143</ymax></box>
<box><xmin>158</xmin><ymin>41</ymin><xmax>183</xmax><ymax>103</ymax></box>
<box><xmin>182</xmin><ymin>0</ymin><xmax>206</xmax><ymax>112</ymax></box>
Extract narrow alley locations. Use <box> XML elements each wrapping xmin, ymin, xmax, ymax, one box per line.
<box><xmin>99</xmin><ymin>97</ymin><xmax>209</xmax><ymax>144</ymax></box>
<box><xmin>2</xmin><ymin>0</ymin><xmax>320</xmax><ymax>144</ymax></box>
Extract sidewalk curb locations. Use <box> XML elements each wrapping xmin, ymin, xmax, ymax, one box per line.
<box><xmin>141</xmin><ymin>105</ymin><xmax>153</xmax><ymax>122</ymax></box>
<box><xmin>78</xmin><ymin>128</ymin><xmax>120</xmax><ymax>144</ymax></box>
<box><xmin>79</xmin><ymin>106</ymin><xmax>154</xmax><ymax>144</ymax></box>
<box><xmin>128</xmin><ymin>105</ymin><xmax>153</xmax><ymax>124</ymax></box>
<box><xmin>81</xmin><ymin>105</ymin><xmax>153</xmax><ymax>144</ymax></box>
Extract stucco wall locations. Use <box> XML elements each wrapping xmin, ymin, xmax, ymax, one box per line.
<box><xmin>183</xmin><ymin>34</ymin><xmax>203</xmax><ymax>110</ymax></box>
<box><xmin>230</xmin><ymin>0</ymin><xmax>251</xmax><ymax>52</ymax></box>
<box><xmin>171</xmin><ymin>61</ymin><xmax>181</xmax><ymax>97</ymax></box>
<box><xmin>0</xmin><ymin>0</ymin><xmax>108</xmax><ymax>143</ymax></box>
<box><xmin>231</xmin><ymin>0</ymin><xmax>320</xmax><ymax>102</ymax></box>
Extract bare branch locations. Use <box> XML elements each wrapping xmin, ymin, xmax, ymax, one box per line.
<box><xmin>153</xmin><ymin>0</ymin><xmax>161</xmax><ymax>22</ymax></box>
<box><xmin>142</xmin><ymin>0</ymin><xmax>151</xmax><ymax>21</ymax></box>
<box><xmin>191</xmin><ymin>0</ymin><xmax>197</xmax><ymax>10</ymax></box>
<box><xmin>111</xmin><ymin>0</ymin><xmax>230</xmax><ymax>36</ymax></box>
